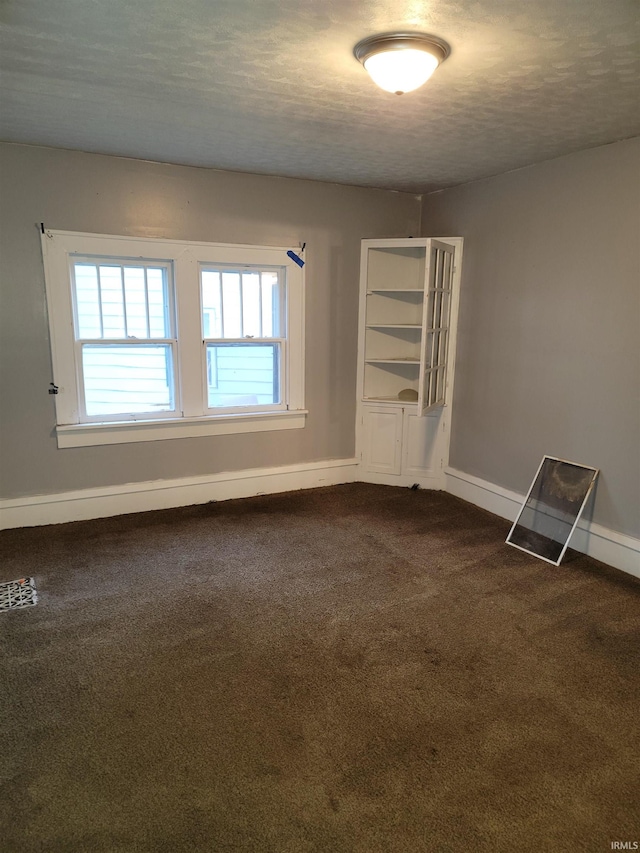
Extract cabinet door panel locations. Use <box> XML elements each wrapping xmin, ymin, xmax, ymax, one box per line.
<box><xmin>363</xmin><ymin>407</ymin><xmax>403</xmax><ymax>475</ymax></box>
<box><xmin>402</xmin><ymin>410</ymin><xmax>443</xmax><ymax>477</ymax></box>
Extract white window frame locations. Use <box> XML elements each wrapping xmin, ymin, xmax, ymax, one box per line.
<box><xmin>71</xmin><ymin>256</ymin><xmax>179</xmax><ymax>423</ymax></box>
<box><xmin>41</xmin><ymin>231</ymin><xmax>306</xmax><ymax>448</ymax></box>
<box><xmin>199</xmin><ymin>262</ymin><xmax>286</xmax><ymax>416</ymax></box>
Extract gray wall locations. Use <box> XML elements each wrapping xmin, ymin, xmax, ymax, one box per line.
<box><xmin>0</xmin><ymin>143</ymin><xmax>420</xmax><ymax>499</ymax></box>
<box><xmin>421</xmin><ymin>138</ymin><xmax>640</xmax><ymax>538</ymax></box>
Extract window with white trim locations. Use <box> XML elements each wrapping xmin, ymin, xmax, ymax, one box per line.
<box><xmin>42</xmin><ymin>231</ymin><xmax>306</xmax><ymax>447</ymax></box>
<box><xmin>201</xmin><ymin>265</ymin><xmax>283</xmax><ymax>411</ymax></box>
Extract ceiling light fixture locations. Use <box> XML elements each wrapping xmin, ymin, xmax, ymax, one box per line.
<box><xmin>353</xmin><ymin>32</ymin><xmax>450</xmax><ymax>95</ymax></box>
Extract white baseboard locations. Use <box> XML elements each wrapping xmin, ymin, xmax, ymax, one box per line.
<box><xmin>0</xmin><ymin>458</ymin><xmax>359</xmax><ymax>530</ymax></box>
<box><xmin>3</xmin><ymin>461</ymin><xmax>637</xmax><ymax>581</ymax></box>
<box><xmin>445</xmin><ymin>467</ymin><xmax>640</xmax><ymax>580</ymax></box>
<box><xmin>357</xmin><ymin>470</ymin><xmax>445</xmax><ymax>490</ymax></box>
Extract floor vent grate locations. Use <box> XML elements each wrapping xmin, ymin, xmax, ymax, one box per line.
<box><xmin>0</xmin><ymin>577</ymin><xmax>38</xmax><ymax>613</ymax></box>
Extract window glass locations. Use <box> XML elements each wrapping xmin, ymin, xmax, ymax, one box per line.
<box><xmin>261</xmin><ymin>272</ymin><xmax>279</xmax><ymax>337</ymax></box>
<box><xmin>221</xmin><ymin>272</ymin><xmax>242</xmax><ymax>338</ymax></box>
<box><xmin>123</xmin><ymin>267</ymin><xmax>148</xmax><ymax>338</ymax></box>
<box><xmin>147</xmin><ymin>268</ymin><xmax>170</xmax><ymax>338</ymax></box>
<box><xmin>201</xmin><ymin>270</ymin><xmax>222</xmax><ymax>337</ymax></box>
<box><xmin>73</xmin><ymin>261</ymin><xmax>171</xmax><ymax>340</ymax></box>
<box><xmin>72</xmin><ymin>260</ymin><xmax>174</xmax><ymax>418</ymax></box>
<box><xmin>242</xmin><ymin>273</ymin><xmax>261</xmax><ymax>338</ymax></box>
<box><xmin>99</xmin><ymin>265</ymin><xmax>126</xmax><ymax>338</ymax></box>
<box><xmin>206</xmin><ymin>343</ymin><xmax>280</xmax><ymax>408</ymax></box>
<box><xmin>81</xmin><ymin>344</ymin><xmax>175</xmax><ymax>416</ymax></box>
<box><xmin>201</xmin><ymin>267</ymin><xmax>281</xmax><ymax>339</ymax></box>
<box><xmin>200</xmin><ymin>267</ymin><xmax>284</xmax><ymax>411</ymax></box>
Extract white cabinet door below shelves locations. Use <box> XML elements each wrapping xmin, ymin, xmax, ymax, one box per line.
<box><xmin>402</xmin><ymin>409</ymin><xmax>443</xmax><ymax>479</ymax></box>
<box><xmin>362</xmin><ymin>407</ymin><xmax>403</xmax><ymax>475</ymax></box>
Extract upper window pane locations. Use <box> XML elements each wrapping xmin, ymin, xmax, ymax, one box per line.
<box><xmin>123</xmin><ymin>267</ymin><xmax>147</xmax><ymax>338</ymax></box>
<box><xmin>221</xmin><ymin>272</ymin><xmax>242</xmax><ymax>338</ymax></box>
<box><xmin>201</xmin><ymin>266</ymin><xmax>281</xmax><ymax>339</ymax></box>
<box><xmin>201</xmin><ymin>270</ymin><xmax>223</xmax><ymax>337</ymax></box>
<box><xmin>99</xmin><ymin>265</ymin><xmax>126</xmax><ymax>337</ymax></box>
<box><xmin>73</xmin><ymin>260</ymin><xmax>171</xmax><ymax>340</ymax></box>
<box><xmin>261</xmin><ymin>272</ymin><xmax>280</xmax><ymax>337</ymax></box>
<box><xmin>242</xmin><ymin>273</ymin><xmax>261</xmax><ymax>338</ymax></box>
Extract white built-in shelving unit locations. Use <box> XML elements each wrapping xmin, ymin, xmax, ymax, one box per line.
<box><xmin>356</xmin><ymin>237</ymin><xmax>463</xmax><ymax>487</ymax></box>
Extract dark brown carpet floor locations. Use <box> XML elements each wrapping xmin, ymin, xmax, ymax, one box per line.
<box><xmin>1</xmin><ymin>483</ymin><xmax>638</xmax><ymax>852</ymax></box>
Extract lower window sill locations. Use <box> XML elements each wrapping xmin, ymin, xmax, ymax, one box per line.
<box><xmin>56</xmin><ymin>410</ymin><xmax>308</xmax><ymax>448</ymax></box>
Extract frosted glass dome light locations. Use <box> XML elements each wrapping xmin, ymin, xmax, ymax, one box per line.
<box><xmin>354</xmin><ymin>33</ymin><xmax>450</xmax><ymax>95</ymax></box>
<box><xmin>363</xmin><ymin>49</ymin><xmax>439</xmax><ymax>94</ymax></box>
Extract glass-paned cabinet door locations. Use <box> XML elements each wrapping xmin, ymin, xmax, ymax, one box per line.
<box><xmin>418</xmin><ymin>240</ymin><xmax>455</xmax><ymax>415</ymax></box>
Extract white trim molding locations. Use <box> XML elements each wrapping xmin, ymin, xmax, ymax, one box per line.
<box><xmin>0</xmin><ymin>458</ymin><xmax>358</xmax><ymax>530</ymax></box>
<box><xmin>445</xmin><ymin>467</ymin><xmax>640</xmax><ymax>580</ymax></box>
<box><xmin>3</xmin><ymin>460</ymin><xmax>636</xmax><ymax>581</ymax></box>
<box><xmin>56</xmin><ymin>410</ymin><xmax>308</xmax><ymax>448</ymax></box>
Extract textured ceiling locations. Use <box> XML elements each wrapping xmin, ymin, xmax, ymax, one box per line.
<box><xmin>0</xmin><ymin>0</ymin><xmax>638</xmax><ymax>192</ymax></box>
